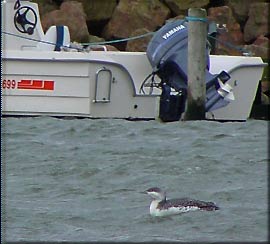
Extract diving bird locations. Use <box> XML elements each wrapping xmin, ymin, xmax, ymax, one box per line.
<box><xmin>145</xmin><ymin>187</ymin><xmax>219</xmax><ymax>217</ymax></box>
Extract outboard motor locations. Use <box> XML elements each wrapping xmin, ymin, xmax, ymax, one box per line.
<box><xmin>144</xmin><ymin>19</ymin><xmax>234</xmax><ymax>122</ymax></box>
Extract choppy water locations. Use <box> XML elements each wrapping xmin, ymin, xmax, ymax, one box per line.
<box><xmin>2</xmin><ymin>117</ymin><xmax>269</xmax><ymax>242</ymax></box>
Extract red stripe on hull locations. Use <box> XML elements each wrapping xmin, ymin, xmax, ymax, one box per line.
<box><xmin>17</xmin><ymin>80</ymin><xmax>54</xmax><ymax>90</ymax></box>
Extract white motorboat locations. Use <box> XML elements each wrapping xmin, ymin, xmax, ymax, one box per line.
<box><xmin>2</xmin><ymin>0</ymin><xmax>266</xmax><ymax>121</ymax></box>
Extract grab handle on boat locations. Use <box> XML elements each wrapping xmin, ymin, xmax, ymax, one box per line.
<box><xmin>93</xmin><ymin>67</ymin><xmax>113</xmax><ymax>103</ymax></box>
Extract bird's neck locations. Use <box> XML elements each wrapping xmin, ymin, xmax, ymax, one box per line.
<box><xmin>151</xmin><ymin>197</ymin><xmax>166</xmax><ymax>206</ymax></box>
<box><xmin>150</xmin><ymin>199</ymin><xmax>160</xmax><ymax>213</ymax></box>
<box><xmin>149</xmin><ymin>198</ymin><xmax>167</xmax><ymax>216</ymax></box>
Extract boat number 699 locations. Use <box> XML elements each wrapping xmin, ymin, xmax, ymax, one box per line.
<box><xmin>2</xmin><ymin>79</ymin><xmax>17</xmax><ymax>89</ymax></box>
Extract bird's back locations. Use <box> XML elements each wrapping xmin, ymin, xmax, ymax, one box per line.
<box><xmin>157</xmin><ymin>197</ymin><xmax>219</xmax><ymax>211</ymax></box>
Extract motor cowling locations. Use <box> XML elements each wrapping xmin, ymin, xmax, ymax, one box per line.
<box><xmin>146</xmin><ymin>19</ymin><xmax>234</xmax><ymax>122</ymax></box>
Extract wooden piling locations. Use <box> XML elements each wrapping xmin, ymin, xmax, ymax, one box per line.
<box><xmin>183</xmin><ymin>8</ymin><xmax>207</xmax><ymax>120</ymax></box>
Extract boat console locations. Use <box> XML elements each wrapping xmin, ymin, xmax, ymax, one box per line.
<box><xmin>3</xmin><ymin>0</ymin><xmax>71</xmax><ymax>51</ymax></box>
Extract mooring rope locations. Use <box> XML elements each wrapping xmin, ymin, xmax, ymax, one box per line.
<box><xmin>81</xmin><ymin>31</ymin><xmax>155</xmax><ymax>46</ymax></box>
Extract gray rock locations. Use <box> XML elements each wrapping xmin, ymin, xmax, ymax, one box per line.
<box><xmin>244</xmin><ymin>2</ymin><xmax>270</xmax><ymax>43</ymax></box>
<box><xmin>102</xmin><ymin>0</ymin><xmax>170</xmax><ymax>39</ymax></box>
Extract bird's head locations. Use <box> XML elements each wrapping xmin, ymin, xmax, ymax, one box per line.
<box><xmin>145</xmin><ymin>187</ymin><xmax>166</xmax><ymax>201</ymax></box>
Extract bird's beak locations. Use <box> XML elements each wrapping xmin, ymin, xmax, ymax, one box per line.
<box><xmin>140</xmin><ymin>190</ymin><xmax>148</xmax><ymax>194</ymax></box>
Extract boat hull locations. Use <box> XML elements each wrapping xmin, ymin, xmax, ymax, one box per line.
<box><xmin>2</xmin><ymin>51</ymin><xmax>159</xmax><ymax>119</ymax></box>
<box><xmin>2</xmin><ymin>51</ymin><xmax>266</xmax><ymax>121</ymax></box>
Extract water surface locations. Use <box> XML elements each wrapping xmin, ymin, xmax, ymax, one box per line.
<box><xmin>2</xmin><ymin>117</ymin><xmax>268</xmax><ymax>242</ymax></box>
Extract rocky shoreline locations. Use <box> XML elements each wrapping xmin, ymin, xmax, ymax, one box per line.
<box><xmin>32</xmin><ymin>0</ymin><xmax>269</xmax><ymax>110</ymax></box>
<box><xmin>34</xmin><ymin>0</ymin><xmax>269</xmax><ymax>56</ymax></box>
